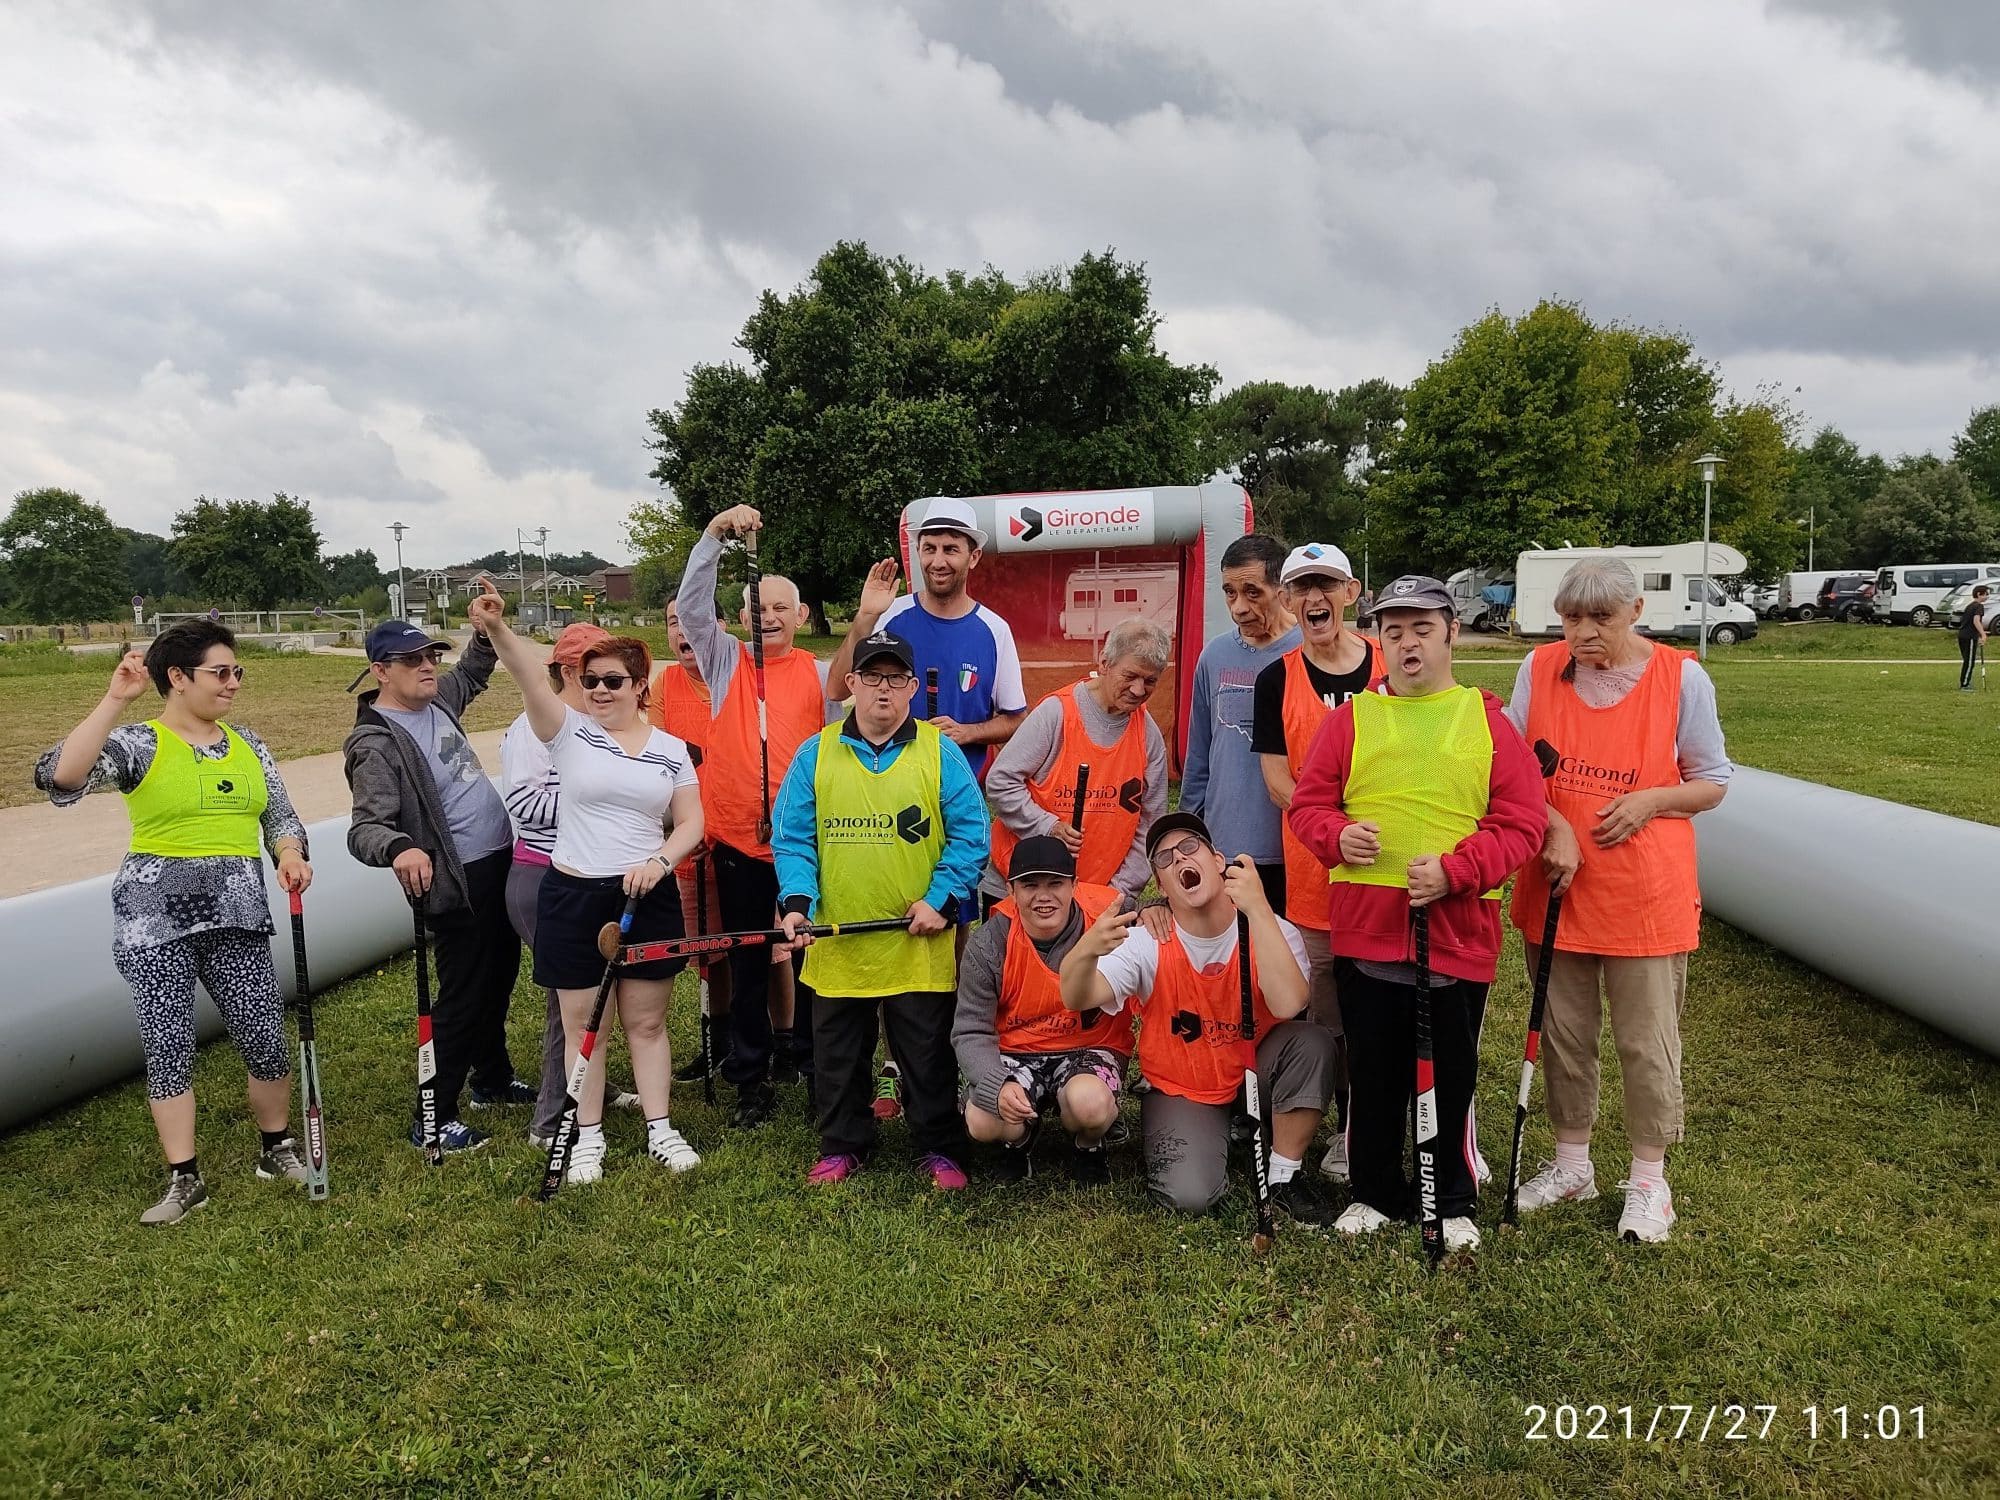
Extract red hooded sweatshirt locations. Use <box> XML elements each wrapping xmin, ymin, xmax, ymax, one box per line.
<box><xmin>1286</xmin><ymin>686</ymin><xmax>1546</xmax><ymax>984</ymax></box>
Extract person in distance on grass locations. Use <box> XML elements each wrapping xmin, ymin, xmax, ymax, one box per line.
<box><xmin>1288</xmin><ymin>576</ymin><xmax>1546</xmax><ymax>1254</ymax></box>
<box><xmin>649</xmin><ymin>591</ymin><xmax>737</xmax><ymax>1086</ymax></box>
<box><xmin>502</xmin><ymin>622</ymin><xmax>645</xmax><ymax>1151</ymax></box>
<box><xmin>680</xmin><ymin>506</ymin><xmax>835</xmax><ymax>1129</ymax></box>
<box><xmin>954</xmin><ymin>835</ymin><xmax>1132</xmax><ymax>1186</ymax></box>
<box><xmin>775</xmin><ymin>630</ymin><xmax>990</xmax><ymax>1189</ymax></box>
<box><xmin>36</xmin><ymin>622</ymin><xmax>314</xmax><ymax>1225</ymax></box>
<box><xmin>1503</xmin><ymin>558</ymin><xmax>1731</xmax><ymax>1243</ymax></box>
<box><xmin>473</xmin><ymin>582</ymin><xmax>706</xmax><ymax>1183</ymax></box>
<box><xmin>982</xmin><ymin>616</ymin><xmax>1170</xmax><ymax>910</ymax></box>
<box><xmin>1251</xmin><ymin>542</ymin><xmax>1386</xmax><ymax>1187</ymax></box>
<box><xmin>1958</xmin><ymin>584</ymin><xmax>1991</xmax><ymax>691</ymax></box>
<box><xmin>1059</xmin><ymin>812</ymin><xmax>1340</xmax><ymax>1226</ymax></box>
<box><xmin>345</xmin><ymin>609</ymin><xmax>526</xmax><ymax>1156</ymax></box>
<box><xmin>1179</xmin><ymin>533</ymin><xmax>1299</xmax><ymax>902</ymax></box>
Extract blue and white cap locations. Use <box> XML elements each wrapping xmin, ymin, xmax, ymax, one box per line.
<box><xmin>1279</xmin><ymin>543</ymin><xmax>1355</xmax><ymax>585</ymax></box>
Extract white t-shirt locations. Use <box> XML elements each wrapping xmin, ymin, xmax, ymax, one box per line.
<box><xmin>1094</xmin><ymin>913</ymin><xmax>1311</xmax><ymax>1015</ymax></box>
<box><xmin>543</xmin><ymin>708</ymin><xmax>698</xmax><ymax>877</ymax></box>
<box><xmin>500</xmin><ymin>713</ymin><xmax>560</xmax><ymax>857</ymax></box>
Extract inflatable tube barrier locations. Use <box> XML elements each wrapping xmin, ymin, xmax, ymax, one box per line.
<box><xmin>1697</xmin><ymin>766</ymin><xmax>2000</xmax><ymax>1059</ymax></box>
<box><xmin>0</xmin><ymin>809</ymin><xmax>415</xmax><ymax>1134</ymax></box>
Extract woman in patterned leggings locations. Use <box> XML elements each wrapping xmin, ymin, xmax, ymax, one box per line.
<box><xmin>36</xmin><ymin>621</ymin><xmax>314</xmax><ymax>1226</ymax></box>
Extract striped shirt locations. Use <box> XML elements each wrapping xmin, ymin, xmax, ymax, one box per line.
<box><xmin>544</xmin><ymin>707</ymin><xmax>698</xmax><ymax>876</ymax></box>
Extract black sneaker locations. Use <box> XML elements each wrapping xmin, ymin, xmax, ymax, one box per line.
<box><xmin>1104</xmin><ymin>1115</ymin><xmax>1132</xmax><ymax>1147</ymax></box>
<box><xmin>467</xmin><ymin>1079</ymin><xmax>536</xmax><ymax>1109</ymax></box>
<box><xmin>673</xmin><ymin>1051</ymin><xmax>719</xmax><ymax>1084</ymax></box>
<box><xmin>1269</xmin><ymin>1174</ymin><xmax>1337</xmax><ymax>1229</ymax></box>
<box><xmin>730</xmin><ymin>1083</ymin><xmax>776</xmax><ymax>1130</ymax></box>
<box><xmin>1069</xmin><ymin>1145</ymin><xmax>1111</xmax><ymax>1186</ymax></box>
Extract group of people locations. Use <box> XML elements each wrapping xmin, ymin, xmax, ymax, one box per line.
<box><xmin>43</xmin><ymin>496</ymin><xmax>1730</xmax><ymax>1253</ymax></box>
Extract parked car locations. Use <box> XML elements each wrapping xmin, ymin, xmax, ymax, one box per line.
<box><xmin>1737</xmin><ymin>581</ymin><xmax>1780</xmax><ymax>617</ymax></box>
<box><xmin>1872</xmin><ymin>562</ymin><xmax>2000</xmax><ymax>626</ymax></box>
<box><xmin>1940</xmin><ymin>581</ymin><xmax>2000</xmax><ymax>631</ymax></box>
<box><xmin>1817</xmin><ymin>574</ymin><xmax>1879</xmax><ymax>623</ymax></box>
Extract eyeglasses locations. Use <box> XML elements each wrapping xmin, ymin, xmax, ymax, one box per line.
<box><xmin>580</xmin><ymin>672</ymin><xmax>633</xmax><ymax>691</ymax></box>
<box><xmin>190</xmin><ymin>664</ymin><xmax>246</xmax><ymax>683</ymax></box>
<box><xmin>384</xmin><ymin>649</ymin><xmax>446</xmax><ymax>668</ymax></box>
<box><xmin>1149</xmin><ymin>833</ymin><xmax>1210</xmax><ymax>870</ymax></box>
<box><xmin>857</xmin><ymin>670</ymin><xmax>914</xmax><ymax>689</ymax></box>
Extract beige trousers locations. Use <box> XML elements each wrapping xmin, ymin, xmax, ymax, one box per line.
<box><xmin>1525</xmin><ymin>946</ymin><xmax>1688</xmax><ymax>1149</ymax></box>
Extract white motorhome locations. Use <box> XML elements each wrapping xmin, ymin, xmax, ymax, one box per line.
<box><xmin>1058</xmin><ymin>563</ymin><xmax>1179</xmax><ymax>643</ymax></box>
<box><xmin>1445</xmin><ymin>567</ymin><xmax>1515</xmax><ymax>631</ymax></box>
<box><xmin>1871</xmin><ymin>562</ymin><xmax>2000</xmax><ymax>626</ymax></box>
<box><xmin>1510</xmin><ymin>542</ymin><xmax>1759</xmax><ymax>644</ymax></box>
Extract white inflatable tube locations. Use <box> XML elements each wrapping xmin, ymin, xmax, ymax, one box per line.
<box><xmin>1697</xmin><ymin>767</ymin><xmax>2000</xmax><ymax>1057</ymax></box>
<box><xmin>0</xmin><ymin>809</ymin><xmax>415</xmax><ymax>1134</ymax></box>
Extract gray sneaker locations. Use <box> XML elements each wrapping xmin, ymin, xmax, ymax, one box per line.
<box><xmin>256</xmin><ymin>1138</ymin><xmax>308</xmax><ymax>1184</ymax></box>
<box><xmin>141</xmin><ymin>1172</ymin><xmax>209</xmax><ymax>1226</ymax></box>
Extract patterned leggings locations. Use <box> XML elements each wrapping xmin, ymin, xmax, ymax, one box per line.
<box><xmin>113</xmin><ymin>929</ymin><xmax>289</xmax><ymax>1099</ymax></box>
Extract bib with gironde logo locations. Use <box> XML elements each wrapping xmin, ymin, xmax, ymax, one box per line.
<box><xmin>1329</xmin><ymin>686</ymin><xmax>1500</xmax><ymax>898</ymax></box>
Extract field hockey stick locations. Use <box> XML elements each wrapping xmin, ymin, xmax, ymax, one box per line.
<box><xmin>609</xmin><ymin>917</ymin><xmax>912</xmax><ymax>966</ymax></box>
<box><xmin>695</xmin><ymin>849</ymin><xmax>715</xmax><ymax>1106</ymax></box>
<box><xmin>410</xmin><ymin>896</ymin><xmax>443</xmax><ymax>1168</ymax></box>
<box><xmin>1071</xmin><ymin>763</ymin><xmax>1108</xmax><ymax>1028</ymax></box>
<box><xmin>1412</xmin><ymin>903</ymin><xmax>1443</xmax><ymax>1269</ymax></box>
<box><xmin>1504</xmin><ymin>739</ymin><xmax>1566</xmax><ymax>1226</ymax></box>
<box><xmin>744</xmin><ymin>525</ymin><xmax>773</xmax><ymax>845</ymax></box>
<box><xmin>925</xmin><ymin>666</ymin><xmax>939</xmax><ymax>720</ymax></box>
<box><xmin>288</xmin><ymin>890</ymin><xmax>329</xmax><ymax>1200</ymax></box>
<box><xmin>1238</xmin><ymin>910</ymin><xmax>1276</xmax><ymax>1253</ymax></box>
<box><xmin>537</xmin><ymin>895</ymin><xmax>640</xmax><ymax>1202</ymax></box>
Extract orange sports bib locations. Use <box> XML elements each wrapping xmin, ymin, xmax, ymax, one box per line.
<box><xmin>990</xmin><ymin>682</ymin><xmax>1149</xmax><ymax>887</ymax></box>
<box><xmin>1278</xmin><ymin>638</ymin><xmax>1385</xmax><ymax>929</ymax></box>
<box><xmin>992</xmin><ymin>884</ymin><xmax>1132</xmax><ymax>1055</ymax></box>
<box><xmin>1133</xmin><ymin>927</ymin><xmax>1279</xmax><ymax>1105</ymax></box>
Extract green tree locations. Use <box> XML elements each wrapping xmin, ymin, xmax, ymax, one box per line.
<box><xmin>1787</xmin><ymin>426</ymin><xmax>1888</xmax><ymax>570</ymax></box>
<box><xmin>1371</xmin><ymin>302</ymin><xmax>1719</xmax><ymax>573</ymax></box>
<box><xmin>169</xmin><ymin>493</ymin><xmax>326</xmax><ymax>609</ymax></box>
<box><xmin>0</xmin><ymin>487</ymin><xmax>132</xmax><ymax>623</ymax></box>
<box><xmin>647</xmin><ymin>241</ymin><xmax>1216</xmax><ymax>629</ymax></box>
<box><xmin>1856</xmin><ymin>464</ymin><xmax>1996</xmax><ymax>566</ymax></box>
<box><xmin>1706</xmin><ymin>401</ymin><xmax>1799</xmax><ymax>582</ymax></box>
<box><xmin>119</xmin><ymin>529</ymin><xmax>186</xmax><ymax>601</ymax></box>
<box><xmin>1202</xmin><ymin>379</ymin><xmax>1402</xmax><ymax>547</ymax></box>
<box><xmin>1950</xmin><ymin>404</ymin><xmax>2000</xmax><ymax>519</ymax></box>
<box><xmin>324</xmin><ymin>548</ymin><xmax>384</xmax><ymax>598</ymax></box>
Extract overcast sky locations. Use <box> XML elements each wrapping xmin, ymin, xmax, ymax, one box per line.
<box><xmin>4</xmin><ymin>0</ymin><xmax>1996</xmax><ymax>566</ymax></box>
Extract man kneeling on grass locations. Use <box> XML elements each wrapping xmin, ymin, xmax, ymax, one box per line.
<box><xmin>1059</xmin><ymin>813</ymin><xmax>1338</xmax><ymax>1226</ymax></box>
<box><xmin>954</xmin><ymin>835</ymin><xmax>1131</xmax><ymax>1186</ymax></box>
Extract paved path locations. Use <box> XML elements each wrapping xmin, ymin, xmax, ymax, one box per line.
<box><xmin>0</xmin><ymin>729</ymin><xmax>509</xmax><ymax>901</ymax></box>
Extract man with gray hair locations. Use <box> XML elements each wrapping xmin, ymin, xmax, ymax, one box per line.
<box><xmin>983</xmin><ymin>617</ymin><xmax>1170</xmax><ymax>907</ymax></box>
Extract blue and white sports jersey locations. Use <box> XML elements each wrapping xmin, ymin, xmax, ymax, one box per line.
<box><xmin>880</xmin><ymin>594</ymin><xmax>1027</xmax><ymax>779</ymax></box>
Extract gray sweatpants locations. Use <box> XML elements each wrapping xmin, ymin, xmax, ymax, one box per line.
<box><xmin>505</xmin><ymin>859</ymin><xmax>570</xmax><ymax>1139</ymax></box>
<box><xmin>1142</xmin><ymin>1019</ymin><xmax>1336</xmax><ymax>1214</ymax></box>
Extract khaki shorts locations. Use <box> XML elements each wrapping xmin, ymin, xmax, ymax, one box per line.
<box><xmin>1527</xmin><ymin>946</ymin><xmax>1688</xmax><ymax>1149</ymax></box>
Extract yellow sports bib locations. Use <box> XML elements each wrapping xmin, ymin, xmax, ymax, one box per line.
<box><xmin>126</xmin><ymin>721</ymin><xmax>268</xmax><ymax>858</ymax></box>
<box><xmin>1330</xmin><ymin>687</ymin><xmax>1499</xmax><ymax>897</ymax></box>
<box><xmin>801</xmin><ymin>721</ymin><xmax>955</xmax><ymax>996</ymax></box>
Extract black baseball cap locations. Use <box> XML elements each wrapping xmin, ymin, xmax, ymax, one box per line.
<box><xmin>1006</xmin><ymin>835</ymin><xmax>1076</xmax><ymax>882</ymax></box>
<box><xmin>1144</xmin><ymin>810</ymin><xmax>1214</xmax><ymax>862</ymax></box>
<box><xmin>365</xmin><ymin>619</ymin><xmax>454</xmax><ymax>662</ymax></box>
<box><xmin>851</xmin><ymin>630</ymin><xmax>916</xmax><ymax>674</ymax></box>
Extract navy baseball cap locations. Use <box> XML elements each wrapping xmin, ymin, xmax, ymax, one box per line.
<box><xmin>365</xmin><ymin>620</ymin><xmax>454</xmax><ymax>662</ymax></box>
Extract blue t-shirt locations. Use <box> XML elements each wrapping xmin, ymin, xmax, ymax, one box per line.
<box><xmin>879</xmin><ymin>595</ymin><xmax>1027</xmax><ymax>778</ymax></box>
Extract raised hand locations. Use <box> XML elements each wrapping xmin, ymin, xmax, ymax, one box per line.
<box><xmin>709</xmin><ymin>504</ymin><xmax>763</xmax><ymax>540</ymax></box>
<box><xmin>467</xmin><ymin>577</ymin><xmax>507</xmax><ymax>634</ymax></box>
<box><xmin>106</xmin><ymin>650</ymin><xmax>151</xmax><ymax>704</ymax></box>
<box><xmin>857</xmin><ymin>559</ymin><xmax>902</xmax><ymax>619</ymax></box>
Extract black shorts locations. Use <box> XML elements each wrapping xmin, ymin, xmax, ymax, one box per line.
<box><xmin>532</xmin><ymin>868</ymin><xmax>687</xmax><ymax>989</ymax></box>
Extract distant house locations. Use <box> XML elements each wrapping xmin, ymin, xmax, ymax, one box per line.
<box><xmin>588</xmin><ymin>567</ymin><xmax>635</xmax><ymax>604</ymax></box>
<box><xmin>422</xmin><ymin>567</ymin><xmax>586</xmax><ymax>602</ymax></box>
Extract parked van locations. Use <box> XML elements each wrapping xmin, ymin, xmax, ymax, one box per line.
<box><xmin>1776</xmin><ymin>571</ymin><xmax>1835</xmax><ymax>620</ymax></box>
<box><xmin>1872</xmin><ymin>563</ymin><xmax>2000</xmax><ymax>626</ymax></box>
<box><xmin>1510</xmin><ymin>542</ymin><xmax>1759</xmax><ymax>644</ymax></box>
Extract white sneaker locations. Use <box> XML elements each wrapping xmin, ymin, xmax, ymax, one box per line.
<box><xmin>1317</xmin><ymin>1136</ymin><xmax>1350</xmax><ymax>1183</ymax></box>
<box><xmin>1473</xmin><ymin>1147</ymin><xmax>1492</xmax><ymax>1185</ymax></box>
<box><xmin>1617</xmin><ymin>1179</ymin><xmax>1675</xmax><ymax>1243</ymax></box>
<box><xmin>1334</xmin><ymin>1202</ymin><xmax>1393</xmax><ymax>1236</ymax></box>
<box><xmin>566</xmin><ymin>1133</ymin><xmax>608</xmax><ymax>1186</ymax></box>
<box><xmin>1443</xmin><ymin>1216</ymin><xmax>1481</xmax><ymax>1253</ymax></box>
<box><xmin>1515</xmin><ymin>1159</ymin><xmax>1599</xmax><ymax>1214</ymax></box>
<box><xmin>646</xmin><ymin>1125</ymin><xmax>701</xmax><ymax>1173</ymax></box>
<box><xmin>610</xmin><ymin>1087</ymin><xmax>642</xmax><ymax>1111</ymax></box>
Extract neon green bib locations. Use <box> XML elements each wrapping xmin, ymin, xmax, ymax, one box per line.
<box><xmin>801</xmin><ymin>721</ymin><xmax>954</xmax><ymax>997</ymax></box>
<box><xmin>1330</xmin><ymin>687</ymin><xmax>1499</xmax><ymax>897</ymax></box>
<box><xmin>126</xmin><ymin>721</ymin><xmax>268</xmax><ymax>858</ymax></box>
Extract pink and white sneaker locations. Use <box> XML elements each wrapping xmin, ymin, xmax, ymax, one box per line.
<box><xmin>918</xmin><ymin>1153</ymin><xmax>967</xmax><ymax>1191</ymax></box>
<box><xmin>1617</xmin><ymin>1179</ymin><xmax>1676</xmax><ymax>1243</ymax></box>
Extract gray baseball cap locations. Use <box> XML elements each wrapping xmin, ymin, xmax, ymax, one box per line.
<box><xmin>1360</xmin><ymin>574</ymin><xmax>1456</xmax><ymax>620</ymax></box>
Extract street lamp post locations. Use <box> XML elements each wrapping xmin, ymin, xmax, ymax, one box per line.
<box><xmin>1798</xmin><ymin>504</ymin><xmax>1815</xmax><ymax>574</ymax></box>
<box><xmin>1693</xmin><ymin>454</ymin><xmax>1724</xmax><ymax>661</ymax></box>
<box><xmin>536</xmin><ymin>527</ymin><xmax>551</xmax><ymax>625</ymax></box>
<box><xmin>388</xmin><ymin>521</ymin><xmax>408</xmax><ymax>621</ymax></box>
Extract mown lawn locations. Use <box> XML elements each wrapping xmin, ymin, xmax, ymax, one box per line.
<box><xmin>1</xmin><ymin>914</ymin><xmax>1994</xmax><ymax>1497</ymax></box>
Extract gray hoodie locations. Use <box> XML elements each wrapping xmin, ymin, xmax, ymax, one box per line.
<box><xmin>342</xmin><ymin>630</ymin><xmax>500</xmax><ymax>917</ymax></box>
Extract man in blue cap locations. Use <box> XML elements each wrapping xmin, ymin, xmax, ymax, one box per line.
<box><xmin>344</xmin><ymin>615</ymin><xmax>527</xmax><ymax>1154</ymax></box>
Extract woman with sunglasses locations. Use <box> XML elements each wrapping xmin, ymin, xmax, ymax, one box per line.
<box><xmin>35</xmin><ymin>620</ymin><xmax>313</xmax><ymax>1225</ymax></box>
<box><xmin>472</xmin><ymin>583</ymin><xmax>705</xmax><ymax>1184</ymax></box>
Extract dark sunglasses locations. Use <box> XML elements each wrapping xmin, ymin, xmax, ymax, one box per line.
<box><xmin>580</xmin><ymin>672</ymin><xmax>634</xmax><ymax>691</ymax></box>
<box><xmin>385</xmin><ymin>648</ymin><xmax>447</xmax><ymax>668</ymax></box>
